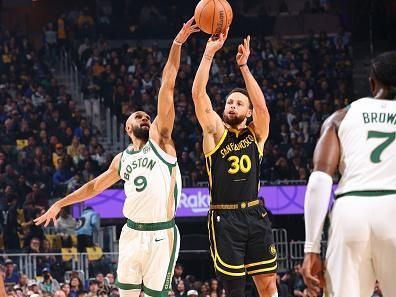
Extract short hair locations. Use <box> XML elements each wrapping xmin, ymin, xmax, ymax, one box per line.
<box><xmin>370</xmin><ymin>51</ymin><xmax>396</xmax><ymax>87</ymax></box>
<box><xmin>226</xmin><ymin>88</ymin><xmax>252</xmax><ymax>109</ymax></box>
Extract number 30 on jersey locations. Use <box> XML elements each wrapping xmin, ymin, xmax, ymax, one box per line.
<box><xmin>227</xmin><ymin>155</ymin><xmax>252</xmax><ymax>174</ymax></box>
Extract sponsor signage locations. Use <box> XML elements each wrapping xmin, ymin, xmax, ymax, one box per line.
<box><xmin>77</xmin><ymin>185</ymin><xmax>336</xmax><ymax>218</ymax></box>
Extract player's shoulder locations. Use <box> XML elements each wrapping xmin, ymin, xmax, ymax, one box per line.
<box><xmin>321</xmin><ymin>107</ymin><xmax>349</xmax><ymax>133</ymax></box>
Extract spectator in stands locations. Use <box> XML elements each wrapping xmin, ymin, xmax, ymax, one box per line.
<box><xmin>2</xmin><ymin>195</ymin><xmax>19</xmax><ymax>251</ymax></box>
<box><xmin>209</xmin><ymin>279</ymin><xmax>219</xmax><ymax>296</ymax></box>
<box><xmin>43</xmin><ymin>22</ymin><xmax>58</xmax><ymax>69</ymax></box>
<box><xmin>76</xmin><ymin>207</ymin><xmax>100</xmax><ymax>252</ymax></box>
<box><xmin>88</xmin><ymin>279</ymin><xmax>99</xmax><ymax>297</ymax></box>
<box><xmin>26</xmin><ymin>237</ymin><xmax>41</xmax><ymax>254</ymax></box>
<box><xmin>61</xmin><ymin>283</ymin><xmax>71</xmax><ymax>297</ymax></box>
<box><xmin>28</xmin><ymin>280</ymin><xmax>41</xmax><ymax>296</ymax></box>
<box><xmin>110</xmin><ymin>287</ymin><xmax>120</xmax><ymax>297</ymax></box>
<box><xmin>56</xmin><ymin>207</ymin><xmax>77</xmax><ymax>247</ymax></box>
<box><xmin>176</xmin><ymin>280</ymin><xmax>187</xmax><ymax>297</ymax></box>
<box><xmin>276</xmin><ymin>274</ymin><xmax>290</xmax><ymax>297</ymax></box>
<box><xmin>3</xmin><ymin>260</ymin><xmax>19</xmax><ymax>287</ymax></box>
<box><xmin>38</xmin><ymin>267</ymin><xmax>60</xmax><ymax>294</ymax></box>
<box><xmin>14</xmin><ymin>274</ymin><xmax>29</xmax><ymax>295</ymax></box>
<box><xmin>69</xmin><ymin>276</ymin><xmax>84</xmax><ymax>297</ymax></box>
<box><xmin>172</xmin><ymin>263</ymin><xmax>184</xmax><ymax>292</ymax></box>
<box><xmin>52</xmin><ymin>158</ymin><xmax>73</xmax><ymax>196</ymax></box>
<box><xmin>292</xmin><ymin>264</ymin><xmax>306</xmax><ymax>297</ymax></box>
<box><xmin>55</xmin><ymin>289</ymin><xmax>67</xmax><ymax>297</ymax></box>
<box><xmin>187</xmin><ymin>290</ymin><xmax>198</xmax><ymax>297</ymax></box>
<box><xmin>96</xmin><ymin>273</ymin><xmax>110</xmax><ymax>293</ymax></box>
<box><xmin>105</xmin><ymin>273</ymin><xmax>115</xmax><ymax>289</ymax></box>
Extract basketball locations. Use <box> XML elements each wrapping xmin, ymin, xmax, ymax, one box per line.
<box><xmin>194</xmin><ymin>0</ymin><xmax>233</xmax><ymax>35</ymax></box>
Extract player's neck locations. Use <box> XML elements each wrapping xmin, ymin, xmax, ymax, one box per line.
<box><xmin>374</xmin><ymin>87</ymin><xmax>396</xmax><ymax>100</ymax></box>
<box><xmin>224</xmin><ymin>122</ymin><xmax>247</xmax><ymax>131</ymax></box>
<box><xmin>129</xmin><ymin>137</ymin><xmax>148</xmax><ymax>151</ymax></box>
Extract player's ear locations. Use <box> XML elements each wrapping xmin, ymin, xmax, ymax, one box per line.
<box><xmin>247</xmin><ymin>108</ymin><xmax>253</xmax><ymax>118</ymax></box>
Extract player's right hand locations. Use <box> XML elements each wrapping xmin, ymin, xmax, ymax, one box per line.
<box><xmin>302</xmin><ymin>253</ymin><xmax>325</xmax><ymax>297</ymax></box>
<box><xmin>175</xmin><ymin>17</ymin><xmax>200</xmax><ymax>44</ymax></box>
<box><xmin>34</xmin><ymin>203</ymin><xmax>62</xmax><ymax>227</ymax></box>
<box><xmin>205</xmin><ymin>27</ymin><xmax>229</xmax><ymax>55</ymax></box>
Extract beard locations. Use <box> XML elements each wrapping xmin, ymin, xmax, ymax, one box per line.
<box><xmin>223</xmin><ymin>113</ymin><xmax>246</xmax><ymax>126</ymax></box>
<box><xmin>132</xmin><ymin>125</ymin><xmax>149</xmax><ymax>141</ymax></box>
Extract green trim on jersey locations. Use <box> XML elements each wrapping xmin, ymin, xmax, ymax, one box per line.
<box><xmin>336</xmin><ymin>189</ymin><xmax>396</xmax><ymax>199</ymax></box>
<box><xmin>115</xmin><ymin>279</ymin><xmax>142</xmax><ymax>290</ymax></box>
<box><xmin>125</xmin><ymin>143</ymin><xmax>148</xmax><ymax>155</ymax></box>
<box><xmin>148</xmin><ymin>140</ymin><xmax>176</xmax><ymax>168</ymax></box>
<box><xmin>126</xmin><ymin>219</ymin><xmax>175</xmax><ymax>231</ymax></box>
<box><xmin>162</xmin><ymin>226</ymin><xmax>178</xmax><ymax>293</ymax></box>
<box><xmin>142</xmin><ymin>285</ymin><xmax>165</xmax><ymax>297</ymax></box>
<box><xmin>118</xmin><ymin>151</ymin><xmax>124</xmax><ymax>177</ymax></box>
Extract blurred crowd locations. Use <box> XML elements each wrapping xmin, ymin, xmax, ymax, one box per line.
<box><xmin>2</xmin><ymin>260</ymin><xmax>384</xmax><ymax>297</ymax></box>
<box><xmin>76</xmin><ymin>29</ymin><xmax>353</xmax><ymax>185</ymax></box>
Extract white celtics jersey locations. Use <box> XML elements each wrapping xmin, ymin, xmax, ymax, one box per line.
<box><xmin>118</xmin><ymin>139</ymin><xmax>182</xmax><ymax>223</ymax></box>
<box><xmin>336</xmin><ymin>98</ymin><xmax>396</xmax><ymax>195</ymax></box>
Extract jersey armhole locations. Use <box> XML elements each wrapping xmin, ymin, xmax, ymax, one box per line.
<box><xmin>247</xmin><ymin>126</ymin><xmax>264</xmax><ymax>156</ymax></box>
<box><xmin>117</xmin><ymin>151</ymin><xmax>124</xmax><ymax>177</ymax></box>
<box><xmin>204</xmin><ymin>129</ymin><xmax>228</xmax><ymax>157</ymax></box>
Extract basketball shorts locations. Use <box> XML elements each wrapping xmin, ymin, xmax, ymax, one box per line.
<box><xmin>325</xmin><ymin>194</ymin><xmax>396</xmax><ymax>297</ymax></box>
<box><xmin>116</xmin><ymin>220</ymin><xmax>180</xmax><ymax>297</ymax></box>
<box><xmin>208</xmin><ymin>204</ymin><xmax>277</xmax><ymax>279</ymax></box>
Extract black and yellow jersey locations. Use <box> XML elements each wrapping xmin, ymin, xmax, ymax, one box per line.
<box><xmin>205</xmin><ymin>126</ymin><xmax>263</xmax><ymax>204</ymax></box>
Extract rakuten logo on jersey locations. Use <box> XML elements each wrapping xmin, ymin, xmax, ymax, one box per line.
<box><xmin>178</xmin><ymin>191</ymin><xmax>210</xmax><ymax>214</ymax></box>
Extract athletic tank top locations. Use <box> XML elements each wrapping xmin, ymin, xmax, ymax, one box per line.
<box><xmin>205</xmin><ymin>126</ymin><xmax>263</xmax><ymax>204</ymax></box>
<box><xmin>119</xmin><ymin>139</ymin><xmax>182</xmax><ymax>223</ymax></box>
<box><xmin>336</xmin><ymin>98</ymin><xmax>396</xmax><ymax>195</ymax></box>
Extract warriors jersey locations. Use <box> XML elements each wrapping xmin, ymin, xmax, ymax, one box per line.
<box><xmin>118</xmin><ymin>139</ymin><xmax>182</xmax><ymax>223</ymax></box>
<box><xmin>336</xmin><ymin>98</ymin><xmax>396</xmax><ymax>196</ymax></box>
<box><xmin>205</xmin><ymin>126</ymin><xmax>263</xmax><ymax>204</ymax></box>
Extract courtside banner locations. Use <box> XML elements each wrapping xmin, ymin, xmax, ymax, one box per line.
<box><xmin>77</xmin><ymin>186</ymin><xmax>336</xmax><ymax>218</ymax></box>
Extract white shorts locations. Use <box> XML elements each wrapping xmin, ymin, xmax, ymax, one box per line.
<box><xmin>116</xmin><ymin>223</ymin><xmax>180</xmax><ymax>296</ymax></box>
<box><xmin>325</xmin><ymin>194</ymin><xmax>396</xmax><ymax>297</ymax></box>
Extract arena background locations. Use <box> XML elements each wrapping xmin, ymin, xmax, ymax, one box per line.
<box><xmin>0</xmin><ymin>0</ymin><xmax>395</xmax><ymax>296</ymax></box>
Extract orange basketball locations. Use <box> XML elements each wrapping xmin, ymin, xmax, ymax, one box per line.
<box><xmin>194</xmin><ymin>0</ymin><xmax>233</xmax><ymax>35</ymax></box>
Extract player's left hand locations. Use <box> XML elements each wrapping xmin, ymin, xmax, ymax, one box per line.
<box><xmin>302</xmin><ymin>253</ymin><xmax>325</xmax><ymax>297</ymax></box>
<box><xmin>175</xmin><ymin>17</ymin><xmax>200</xmax><ymax>44</ymax></box>
<box><xmin>236</xmin><ymin>35</ymin><xmax>250</xmax><ymax>66</ymax></box>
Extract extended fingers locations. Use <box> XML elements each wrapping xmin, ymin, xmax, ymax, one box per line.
<box><xmin>186</xmin><ymin>16</ymin><xmax>195</xmax><ymax>26</ymax></box>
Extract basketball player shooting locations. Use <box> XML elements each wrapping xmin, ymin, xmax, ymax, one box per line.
<box><xmin>303</xmin><ymin>51</ymin><xmax>396</xmax><ymax>297</ymax></box>
<box><xmin>34</xmin><ymin>18</ymin><xmax>199</xmax><ymax>297</ymax></box>
<box><xmin>191</xmin><ymin>32</ymin><xmax>278</xmax><ymax>297</ymax></box>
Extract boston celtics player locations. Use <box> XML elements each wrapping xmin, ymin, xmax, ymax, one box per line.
<box><xmin>303</xmin><ymin>51</ymin><xmax>396</xmax><ymax>297</ymax></box>
<box><xmin>192</xmin><ymin>31</ymin><xmax>277</xmax><ymax>297</ymax></box>
<box><xmin>35</xmin><ymin>18</ymin><xmax>199</xmax><ymax>297</ymax></box>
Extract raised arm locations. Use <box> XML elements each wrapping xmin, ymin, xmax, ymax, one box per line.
<box><xmin>34</xmin><ymin>153</ymin><xmax>122</xmax><ymax>227</ymax></box>
<box><xmin>192</xmin><ymin>30</ymin><xmax>229</xmax><ymax>135</ymax></box>
<box><xmin>153</xmin><ymin>17</ymin><xmax>199</xmax><ymax>139</ymax></box>
<box><xmin>237</xmin><ymin>36</ymin><xmax>270</xmax><ymax>145</ymax></box>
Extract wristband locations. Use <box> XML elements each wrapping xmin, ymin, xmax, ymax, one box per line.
<box><xmin>173</xmin><ymin>40</ymin><xmax>182</xmax><ymax>46</ymax></box>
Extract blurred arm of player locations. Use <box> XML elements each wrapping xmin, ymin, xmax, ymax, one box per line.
<box><xmin>191</xmin><ymin>29</ymin><xmax>229</xmax><ymax>154</ymax></box>
<box><xmin>0</xmin><ymin>266</ymin><xmax>6</xmax><ymax>297</ymax></box>
<box><xmin>34</xmin><ymin>153</ymin><xmax>122</xmax><ymax>227</ymax></box>
<box><xmin>151</xmin><ymin>17</ymin><xmax>200</xmax><ymax>155</ymax></box>
<box><xmin>237</xmin><ymin>35</ymin><xmax>270</xmax><ymax>150</ymax></box>
<box><xmin>302</xmin><ymin>109</ymin><xmax>347</xmax><ymax>297</ymax></box>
